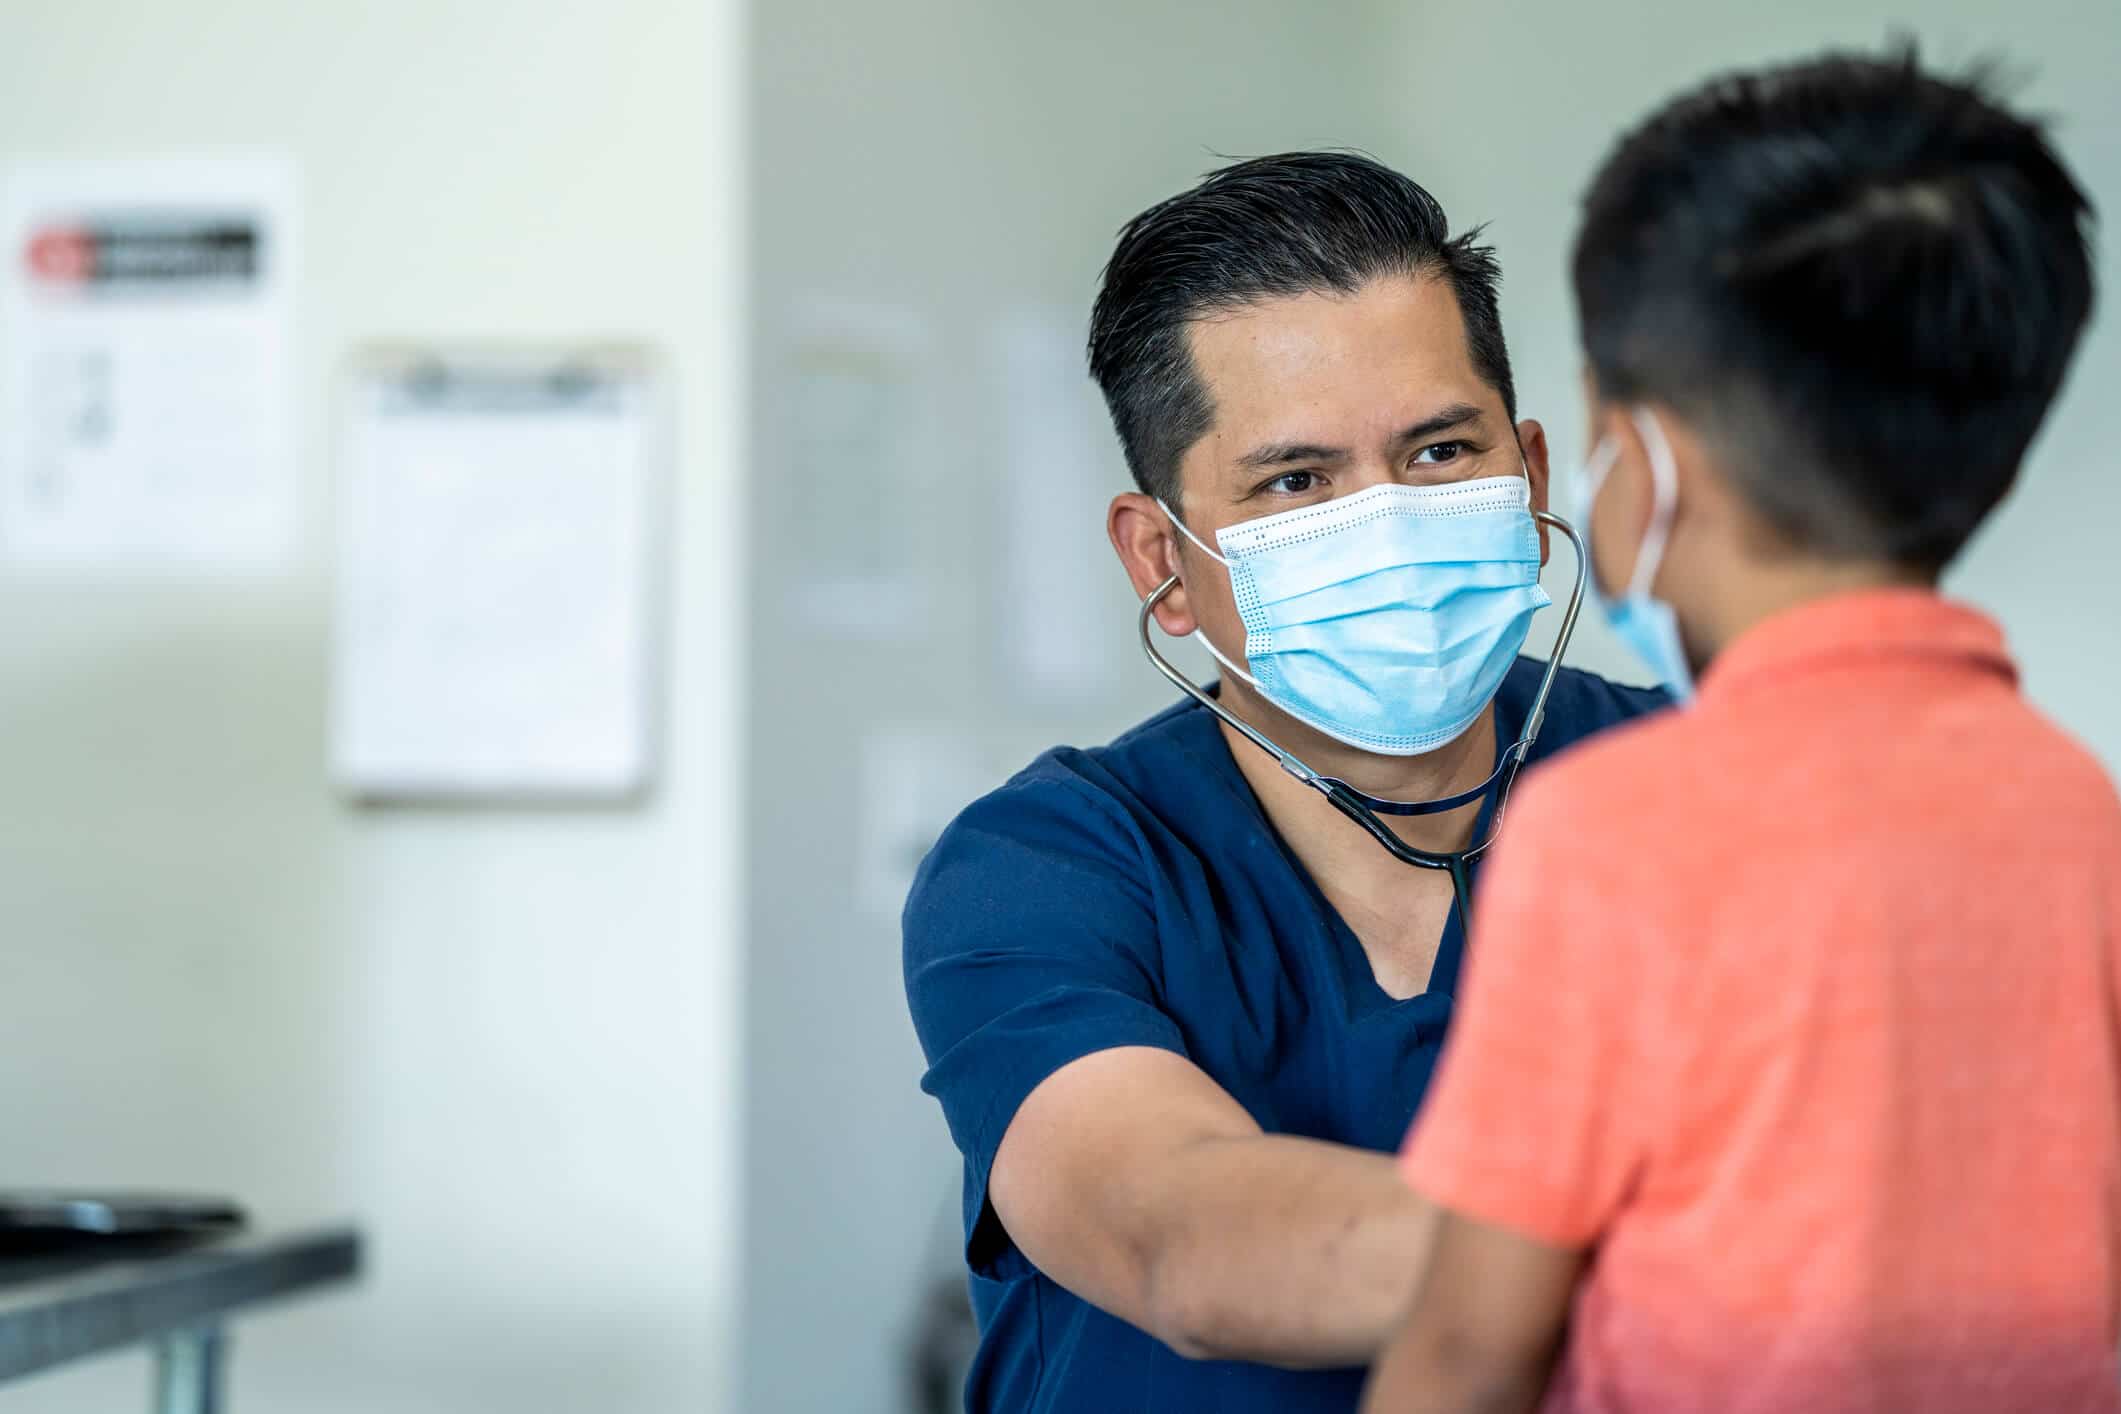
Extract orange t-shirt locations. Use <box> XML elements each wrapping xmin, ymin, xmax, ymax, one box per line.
<box><xmin>1402</xmin><ymin>589</ymin><xmax>2121</xmax><ymax>1413</ymax></box>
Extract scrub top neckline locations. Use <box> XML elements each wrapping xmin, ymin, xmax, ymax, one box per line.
<box><xmin>1188</xmin><ymin>683</ymin><xmax>1509</xmax><ymax>1025</ymax></box>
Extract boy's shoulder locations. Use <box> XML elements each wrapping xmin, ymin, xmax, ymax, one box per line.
<box><xmin>1510</xmin><ymin>695</ymin><xmax>1721</xmax><ymax>847</ymax></box>
<box><xmin>1534</xmin><ymin>685</ymin><xmax>1711</xmax><ymax>780</ymax></box>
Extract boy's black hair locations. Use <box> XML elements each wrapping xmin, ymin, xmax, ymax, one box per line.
<box><xmin>1574</xmin><ymin>48</ymin><xmax>2096</xmax><ymax>571</ymax></box>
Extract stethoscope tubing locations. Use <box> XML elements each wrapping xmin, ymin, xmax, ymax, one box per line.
<box><xmin>1137</xmin><ymin>509</ymin><xmax>1593</xmax><ymax>929</ymax></box>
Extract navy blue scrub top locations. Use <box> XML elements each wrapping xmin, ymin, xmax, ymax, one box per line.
<box><xmin>903</xmin><ymin>658</ymin><xmax>1667</xmax><ymax>1414</ymax></box>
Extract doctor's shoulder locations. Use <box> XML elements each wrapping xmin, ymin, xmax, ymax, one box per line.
<box><xmin>901</xmin><ymin>697</ymin><xmax>1227</xmax><ymax>963</ymax></box>
<box><xmin>903</xmin><ymin>722</ymin><xmax>1185</xmax><ymax>936</ymax></box>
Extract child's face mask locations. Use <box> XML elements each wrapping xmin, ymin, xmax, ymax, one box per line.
<box><xmin>1572</xmin><ymin>408</ymin><xmax>1695</xmax><ymax>701</ymax></box>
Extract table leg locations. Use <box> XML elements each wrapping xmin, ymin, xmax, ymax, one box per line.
<box><xmin>152</xmin><ymin>1325</ymin><xmax>226</xmax><ymax>1414</ymax></box>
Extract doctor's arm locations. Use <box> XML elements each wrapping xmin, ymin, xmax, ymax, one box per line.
<box><xmin>1358</xmin><ymin>1209</ymin><xmax>1581</xmax><ymax>1413</ymax></box>
<box><xmin>988</xmin><ymin>1044</ymin><xmax>1439</xmax><ymax>1368</ymax></box>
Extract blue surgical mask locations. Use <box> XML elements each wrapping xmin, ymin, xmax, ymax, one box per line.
<box><xmin>1572</xmin><ymin>408</ymin><xmax>1695</xmax><ymax>701</ymax></box>
<box><xmin>1161</xmin><ymin>476</ymin><xmax>1551</xmax><ymax>755</ymax></box>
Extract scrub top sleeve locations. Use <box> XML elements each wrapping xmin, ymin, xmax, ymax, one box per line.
<box><xmin>1400</xmin><ymin>774</ymin><xmax>1647</xmax><ymax>1249</ymax></box>
<box><xmin>903</xmin><ymin>777</ymin><xmax>1189</xmax><ymax>1272</ymax></box>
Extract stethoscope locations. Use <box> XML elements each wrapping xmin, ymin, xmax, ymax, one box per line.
<box><xmin>1136</xmin><ymin>509</ymin><xmax>1592</xmax><ymax>944</ymax></box>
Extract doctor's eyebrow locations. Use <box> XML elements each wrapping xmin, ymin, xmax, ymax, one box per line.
<box><xmin>1233</xmin><ymin>401</ymin><xmax>1491</xmax><ymax>471</ymax></box>
<box><xmin>1236</xmin><ymin>439</ymin><xmax>1350</xmax><ymax>469</ymax></box>
<box><xmin>1388</xmin><ymin>401</ymin><xmax>1488</xmax><ymax>447</ymax></box>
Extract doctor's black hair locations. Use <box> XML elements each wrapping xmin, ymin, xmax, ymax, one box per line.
<box><xmin>1573</xmin><ymin>47</ymin><xmax>2096</xmax><ymax>573</ymax></box>
<box><xmin>1087</xmin><ymin>151</ymin><xmax>1515</xmax><ymax>508</ymax></box>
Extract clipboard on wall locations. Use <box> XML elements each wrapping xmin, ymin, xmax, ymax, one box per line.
<box><xmin>330</xmin><ymin>345</ymin><xmax>665</xmax><ymax>803</ymax></box>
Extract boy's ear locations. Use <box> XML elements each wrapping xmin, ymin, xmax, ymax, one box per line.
<box><xmin>1587</xmin><ymin>398</ymin><xmax>1632</xmax><ymax>457</ymax></box>
<box><xmin>1579</xmin><ymin>365</ymin><xmax>1646</xmax><ymax>469</ymax></box>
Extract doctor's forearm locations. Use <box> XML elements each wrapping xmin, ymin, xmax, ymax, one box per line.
<box><xmin>1142</xmin><ymin>1134</ymin><xmax>1437</xmax><ymax>1368</ymax></box>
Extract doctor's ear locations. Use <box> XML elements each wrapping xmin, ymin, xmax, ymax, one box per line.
<box><xmin>1108</xmin><ymin>492</ymin><xmax>1198</xmax><ymax>637</ymax></box>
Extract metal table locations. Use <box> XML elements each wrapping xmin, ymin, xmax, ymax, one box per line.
<box><xmin>0</xmin><ymin>1225</ymin><xmax>360</xmax><ymax>1413</ymax></box>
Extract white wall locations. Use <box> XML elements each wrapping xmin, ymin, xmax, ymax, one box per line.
<box><xmin>0</xmin><ymin>3</ymin><xmax>744</xmax><ymax>1411</ymax></box>
<box><xmin>1358</xmin><ymin>0</ymin><xmax>2121</xmax><ymax>767</ymax></box>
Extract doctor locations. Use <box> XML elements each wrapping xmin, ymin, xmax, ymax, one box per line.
<box><xmin>903</xmin><ymin>152</ymin><xmax>1667</xmax><ymax>1414</ymax></box>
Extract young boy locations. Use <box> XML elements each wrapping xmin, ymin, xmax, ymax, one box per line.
<box><xmin>1363</xmin><ymin>51</ymin><xmax>2120</xmax><ymax>1414</ymax></box>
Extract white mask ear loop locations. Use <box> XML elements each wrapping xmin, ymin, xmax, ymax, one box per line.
<box><xmin>1579</xmin><ymin>436</ymin><xmax>1619</xmax><ymax>506</ymax></box>
<box><xmin>1156</xmin><ymin>498</ymin><xmax>1230</xmax><ymax>567</ymax></box>
<box><xmin>1155</xmin><ymin>499</ymin><xmax>1258</xmax><ymax>687</ymax></box>
<box><xmin>1627</xmin><ymin>409</ymin><xmax>1680</xmax><ymax>600</ymax></box>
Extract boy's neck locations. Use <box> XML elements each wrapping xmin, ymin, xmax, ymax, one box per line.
<box><xmin>1693</xmin><ymin>557</ymin><xmax>1934</xmax><ymax>666</ymax></box>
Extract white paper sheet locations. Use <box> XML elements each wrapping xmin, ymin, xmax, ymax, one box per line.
<box><xmin>990</xmin><ymin>309</ymin><xmax>1129</xmax><ymax>702</ymax></box>
<box><xmin>331</xmin><ymin>353</ymin><xmax>662</xmax><ymax>800</ymax></box>
<box><xmin>0</xmin><ymin>156</ymin><xmax>297</xmax><ymax>569</ymax></box>
<box><xmin>781</xmin><ymin>296</ymin><xmax>934</xmax><ymax>635</ymax></box>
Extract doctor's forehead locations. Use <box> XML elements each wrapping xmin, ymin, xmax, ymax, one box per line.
<box><xmin>1179</xmin><ymin>274</ymin><xmax>1502</xmax><ymax>469</ymax></box>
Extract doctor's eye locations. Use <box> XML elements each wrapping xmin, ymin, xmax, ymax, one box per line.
<box><xmin>1412</xmin><ymin>441</ymin><xmax>1471</xmax><ymax>466</ymax></box>
<box><xmin>1265</xmin><ymin>470</ymin><xmax>1322</xmax><ymax>496</ymax></box>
